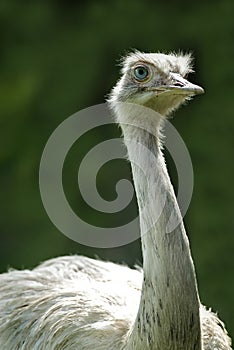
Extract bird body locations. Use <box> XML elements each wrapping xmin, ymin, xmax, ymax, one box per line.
<box><xmin>0</xmin><ymin>255</ymin><xmax>231</xmax><ymax>349</ymax></box>
<box><xmin>0</xmin><ymin>51</ymin><xmax>232</xmax><ymax>349</ymax></box>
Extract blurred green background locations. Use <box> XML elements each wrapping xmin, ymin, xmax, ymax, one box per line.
<box><xmin>0</xmin><ymin>0</ymin><xmax>233</xmax><ymax>339</ymax></box>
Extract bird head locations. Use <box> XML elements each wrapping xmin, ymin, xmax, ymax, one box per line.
<box><xmin>109</xmin><ymin>51</ymin><xmax>204</xmax><ymax>117</ymax></box>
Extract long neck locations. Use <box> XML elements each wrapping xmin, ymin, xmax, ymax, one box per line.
<box><xmin>116</xmin><ymin>104</ymin><xmax>202</xmax><ymax>350</ymax></box>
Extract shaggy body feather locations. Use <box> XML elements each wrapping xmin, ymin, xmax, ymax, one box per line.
<box><xmin>0</xmin><ymin>256</ymin><xmax>231</xmax><ymax>349</ymax></box>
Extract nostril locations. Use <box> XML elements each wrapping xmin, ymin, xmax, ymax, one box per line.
<box><xmin>173</xmin><ymin>82</ymin><xmax>184</xmax><ymax>87</ymax></box>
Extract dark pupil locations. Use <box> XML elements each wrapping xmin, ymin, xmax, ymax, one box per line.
<box><xmin>135</xmin><ymin>67</ymin><xmax>148</xmax><ymax>80</ymax></box>
<box><xmin>138</xmin><ymin>69</ymin><xmax>145</xmax><ymax>76</ymax></box>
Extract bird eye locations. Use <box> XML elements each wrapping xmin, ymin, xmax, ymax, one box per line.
<box><xmin>134</xmin><ymin>66</ymin><xmax>149</xmax><ymax>81</ymax></box>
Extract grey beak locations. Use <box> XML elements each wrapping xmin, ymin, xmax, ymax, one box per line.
<box><xmin>165</xmin><ymin>72</ymin><xmax>204</xmax><ymax>95</ymax></box>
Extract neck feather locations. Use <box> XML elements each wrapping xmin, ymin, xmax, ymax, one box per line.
<box><xmin>113</xmin><ymin>103</ymin><xmax>202</xmax><ymax>350</ymax></box>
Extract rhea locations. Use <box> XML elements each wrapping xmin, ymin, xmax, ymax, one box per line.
<box><xmin>0</xmin><ymin>51</ymin><xmax>232</xmax><ymax>350</ymax></box>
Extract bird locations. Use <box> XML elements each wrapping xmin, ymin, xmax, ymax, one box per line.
<box><xmin>0</xmin><ymin>51</ymin><xmax>232</xmax><ymax>350</ymax></box>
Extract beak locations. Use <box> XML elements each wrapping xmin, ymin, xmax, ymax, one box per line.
<box><xmin>160</xmin><ymin>72</ymin><xmax>204</xmax><ymax>96</ymax></box>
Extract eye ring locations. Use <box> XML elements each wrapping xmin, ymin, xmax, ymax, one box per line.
<box><xmin>133</xmin><ymin>65</ymin><xmax>149</xmax><ymax>81</ymax></box>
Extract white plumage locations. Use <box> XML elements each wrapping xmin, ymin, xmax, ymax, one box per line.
<box><xmin>0</xmin><ymin>256</ymin><xmax>231</xmax><ymax>349</ymax></box>
<box><xmin>0</xmin><ymin>256</ymin><xmax>141</xmax><ymax>349</ymax></box>
<box><xmin>0</xmin><ymin>51</ymin><xmax>232</xmax><ymax>349</ymax></box>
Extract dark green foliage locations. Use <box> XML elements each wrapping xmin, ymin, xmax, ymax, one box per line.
<box><xmin>0</xmin><ymin>0</ymin><xmax>233</xmax><ymax>338</ymax></box>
